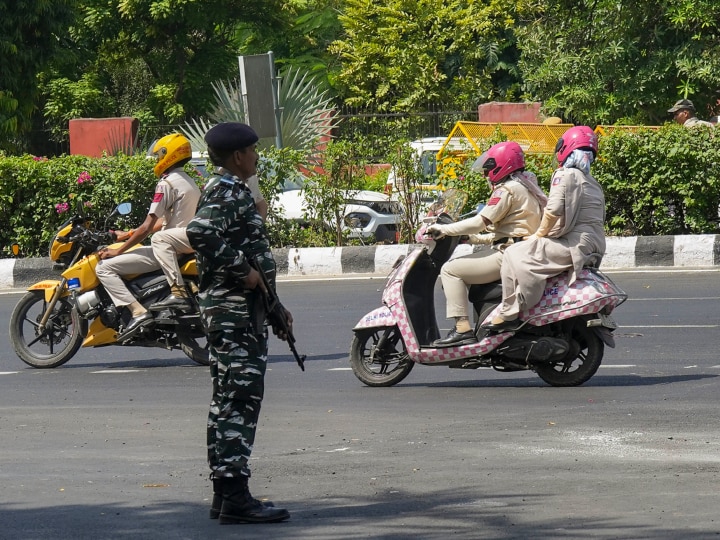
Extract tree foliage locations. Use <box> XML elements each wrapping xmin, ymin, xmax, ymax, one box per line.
<box><xmin>244</xmin><ymin>0</ymin><xmax>343</xmax><ymax>77</ymax></box>
<box><xmin>0</xmin><ymin>0</ymin><xmax>77</xmax><ymax>151</ymax></box>
<box><xmin>39</xmin><ymin>0</ymin><xmax>286</xmax><ymax>143</ymax></box>
<box><xmin>329</xmin><ymin>0</ymin><xmax>521</xmax><ymax>112</ymax></box>
<box><xmin>516</xmin><ymin>0</ymin><xmax>720</xmax><ymax>125</ymax></box>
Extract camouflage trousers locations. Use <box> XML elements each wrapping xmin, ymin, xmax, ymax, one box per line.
<box><xmin>206</xmin><ymin>326</ymin><xmax>268</xmax><ymax>479</ymax></box>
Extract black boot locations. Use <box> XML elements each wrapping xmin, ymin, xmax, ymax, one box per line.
<box><xmin>210</xmin><ymin>478</ymin><xmax>274</xmax><ymax>519</ymax></box>
<box><xmin>218</xmin><ymin>476</ymin><xmax>289</xmax><ymax>524</ymax></box>
<box><xmin>149</xmin><ymin>294</ymin><xmax>191</xmax><ymax>311</ymax></box>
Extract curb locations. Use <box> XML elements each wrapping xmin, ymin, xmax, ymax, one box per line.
<box><xmin>2</xmin><ymin>234</ymin><xmax>720</xmax><ymax>290</ymax></box>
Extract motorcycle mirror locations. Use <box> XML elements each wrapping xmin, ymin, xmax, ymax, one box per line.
<box><xmin>116</xmin><ymin>202</ymin><xmax>132</xmax><ymax>215</ymax></box>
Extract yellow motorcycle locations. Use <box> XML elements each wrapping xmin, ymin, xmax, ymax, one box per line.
<box><xmin>9</xmin><ymin>202</ymin><xmax>208</xmax><ymax>368</ymax></box>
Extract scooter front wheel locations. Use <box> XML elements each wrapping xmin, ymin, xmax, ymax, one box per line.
<box><xmin>349</xmin><ymin>326</ymin><xmax>414</xmax><ymax>387</ymax></box>
<box><xmin>9</xmin><ymin>290</ymin><xmax>83</xmax><ymax>368</ymax></box>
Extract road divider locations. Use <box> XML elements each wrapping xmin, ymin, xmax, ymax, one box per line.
<box><xmin>3</xmin><ymin>234</ymin><xmax>720</xmax><ymax>289</ymax></box>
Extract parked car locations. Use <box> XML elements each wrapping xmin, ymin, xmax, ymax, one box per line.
<box><xmin>274</xmin><ymin>177</ymin><xmax>402</xmax><ymax>243</ymax></box>
<box><xmin>190</xmin><ymin>154</ymin><xmax>402</xmax><ymax>243</ymax></box>
<box><xmin>385</xmin><ymin>136</ymin><xmax>478</xmax><ymax>195</ymax></box>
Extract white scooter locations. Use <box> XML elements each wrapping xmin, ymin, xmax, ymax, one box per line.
<box><xmin>350</xmin><ymin>191</ymin><xmax>627</xmax><ymax>387</ymax></box>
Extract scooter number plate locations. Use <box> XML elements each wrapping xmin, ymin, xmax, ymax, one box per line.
<box><xmin>597</xmin><ymin>313</ymin><xmax>617</xmax><ymax>329</ymax></box>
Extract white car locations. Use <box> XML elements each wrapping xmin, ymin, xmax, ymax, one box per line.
<box><xmin>191</xmin><ymin>155</ymin><xmax>402</xmax><ymax>243</ymax></box>
<box><xmin>274</xmin><ymin>178</ymin><xmax>402</xmax><ymax>243</ymax></box>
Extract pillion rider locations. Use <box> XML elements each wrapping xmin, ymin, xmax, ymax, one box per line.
<box><xmin>96</xmin><ymin>133</ymin><xmax>201</xmax><ymax>340</ymax></box>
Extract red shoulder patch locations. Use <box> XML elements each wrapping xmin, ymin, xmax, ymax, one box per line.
<box><xmin>551</xmin><ymin>176</ymin><xmax>563</xmax><ymax>186</ymax></box>
<box><xmin>152</xmin><ymin>192</ymin><xmax>164</xmax><ymax>203</ymax></box>
<box><xmin>487</xmin><ymin>189</ymin><xmax>504</xmax><ymax>206</ymax></box>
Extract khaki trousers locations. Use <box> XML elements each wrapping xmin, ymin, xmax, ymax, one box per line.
<box><xmin>151</xmin><ymin>228</ymin><xmax>194</xmax><ymax>287</ymax></box>
<box><xmin>439</xmin><ymin>250</ymin><xmax>503</xmax><ymax>319</ymax></box>
<box><xmin>96</xmin><ymin>246</ymin><xmax>162</xmax><ymax>307</ymax></box>
<box><xmin>96</xmin><ymin>229</ymin><xmax>194</xmax><ymax>307</ymax></box>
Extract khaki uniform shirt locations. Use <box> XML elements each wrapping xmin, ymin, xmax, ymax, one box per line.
<box><xmin>684</xmin><ymin>117</ymin><xmax>714</xmax><ymax>129</ymax></box>
<box><xmin>148</xmin><ymin>169</ymin><xmax>202</xmax><ymax>229</ymax></box>
<box><xmin>439</xmin><ymin>178</ymin><xmax>543</xmax><ymax>245</ymax></box>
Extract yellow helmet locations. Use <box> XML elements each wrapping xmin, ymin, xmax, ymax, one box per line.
<box><xmin>148</xmin><ymin>133</ymin><xmax>191</xmax><ymax>177</ymax></box>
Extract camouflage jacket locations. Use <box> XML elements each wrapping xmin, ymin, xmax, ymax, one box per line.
<box><xmin>186</xmin><ymin>173</ymin><xmax>275</xmax><ymax>332</ymax></box>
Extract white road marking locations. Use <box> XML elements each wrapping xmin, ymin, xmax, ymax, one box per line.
<box><xmin>329</xmin><ymin>365</ymin><xmax>636</xmax><ymax>370</ymax></box>
<box><xmin>0</xmin><ymin>371</ymin><xmax>19</xmax><ymax>375</ymax></box>
<box><xmin>600</xmin><ymin>365</ymin><xmax>636</xmax><ymax>368</ymax></box>
<box><xmin>91</xmin><ymin>369</ymin><xmax>142</xmax><ymax>374</ymax></box>
<box><xmin>621</xmin><ymin>325</ymin><xmax>718</xmax><ymax>328</ymax></box>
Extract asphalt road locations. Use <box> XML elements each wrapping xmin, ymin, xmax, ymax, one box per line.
<box><xmin>1</xmin><ymin>271</ymin><xmax>720</xmax><ymax>539</ymax></box>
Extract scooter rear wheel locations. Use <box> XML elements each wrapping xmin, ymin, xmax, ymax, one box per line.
<box><xmin>349</xmin><ymin>326</ymin><xmax>414</xmax><ymax>387</ymax></box>
<box><xmin>535</xmin><ymin>321</ymin><xmax>603</xmax><ymax>387</ymax></box>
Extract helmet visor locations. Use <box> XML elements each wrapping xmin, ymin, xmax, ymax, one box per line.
<box><xmin>471</xmin><ymin>151</ymin><xmax>494</xmax><ymax>176</ymax></box>
<box><xmin>147</xmin><ymin>139</ymin><xmax>161</xmax><ymax>160</ymax></box>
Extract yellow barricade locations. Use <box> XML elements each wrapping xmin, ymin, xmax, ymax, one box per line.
<box><xmin>440</xmin><ymin>121</ymin><xmax>574</xmax><ymax>157</ymax></box>
<box><xmin>594</xmin><ymin>125</ymin><xmax>661</xmax><ymax>136</ymax></box>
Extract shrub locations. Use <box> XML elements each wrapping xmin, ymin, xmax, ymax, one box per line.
<box><xmin>0</xmin><ymin>153</ymin><xmax>175</xmax><ymax>257</ymax></box>
<box><xmin>595</xmin><ymin>125</ymin><xmax>720</xmax><ymax>235</ymax></box>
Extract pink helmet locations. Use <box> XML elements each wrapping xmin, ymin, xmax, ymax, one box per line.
<box><xmin>555</xmin><ymin>126</ymin><xmax>598</xmax><ymax>164</ymax></box>
<box><xmin>472</xmin><ymin>141</ymin><xmax>525</xmax><ymax>184</ymax></box>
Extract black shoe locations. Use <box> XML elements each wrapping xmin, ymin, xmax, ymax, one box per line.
<box><xmin>149</xmin><ymin>294</ymin><xmax>191</xmax><ymax>311</ymax></box>
<box><xmin>481</xmin><ymin>318</ymin><xmax>523</xmax><ymax>332</ymax></box>
<box><xmin>432</xmin><ymin>328</ymin><xmax>477</xmax><ymax>347</ymax></box>
<box><xmin>118</xmin><ymin>312</ymin><xmax>153</xmax><ymax>341</ymax></box>
<box><xmin>210</xmin><ymin>479</ymin><xmax>273</xmax><ymax>519</ymax></box>
<box><xmin>218</xmin><ymin>477</ymin><xmax>289</xmax><ymax>524</ymax></box>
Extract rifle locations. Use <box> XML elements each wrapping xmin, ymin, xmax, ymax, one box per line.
<box><xmin>249</xmin><ymin>258</ymin><xmax>306</xmax><ymax>371</ymax></box>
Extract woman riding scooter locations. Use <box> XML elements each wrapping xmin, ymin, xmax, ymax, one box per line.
<box><xmin>484</xmin><ymin>125</ymin><xmax>606</xmax><ymax>332</ymax></box>
<box><xmin>426</xmin><ymin>141</ymin><xmax>547</xmax><ymax>346</ymax></box>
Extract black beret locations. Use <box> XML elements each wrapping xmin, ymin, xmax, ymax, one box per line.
<box><xmin>204</xmin><ymin>122</ymin><xmax>259</xmax><ymax>151</ymax></box>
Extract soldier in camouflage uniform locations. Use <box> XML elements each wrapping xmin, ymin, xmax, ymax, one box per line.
<box><xmin>186</xmin><ymin>122</ymin><xmax>291</xmax><ymax>525</ymax></box>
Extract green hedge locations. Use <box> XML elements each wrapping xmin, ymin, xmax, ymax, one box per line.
<box><xmin>594</xmin><ymin>124</ymin><xmax>720</xmax><ymax>236</ymax></box>
<box><xmin>2</xmin><ymin>125</ymin><xmax>718</xmax><ymax>257</ymax></box>
<box><xmin>0</xmin><ymin>154</ymin><xmax>174</xmax><ymax>257</ymax></box>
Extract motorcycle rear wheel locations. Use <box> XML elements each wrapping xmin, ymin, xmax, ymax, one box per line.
<box><xmin>178</xmin><ymin>332</ymin><xmax>210</xmax><ymax>366</ymax></box>
<box><xmin>9</xmin><ymin>290</ymin><xmax>83</xmax><ymax>368</ymax></box>
<box><xmin>350</xmin><ymin>326</ymin><xmax>414</xmax><ymax>387</ymax></box>
<box><xmin>535</xmin><ymin>321</ymin><xmax>603</xmax><ymax>387</ymax></box>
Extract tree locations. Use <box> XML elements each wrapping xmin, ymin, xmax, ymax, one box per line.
<box><xmin>241</xmin><ymin>0</ymin><xmax>343</xmax><ymax>79</ymax></box>
<box><xmin>182</xmin><ymin>66</ymin><xmax>340</xmax><ymax>153</ymax></box>
<box><xmin>0</xmin><ymin>0</ymin><xmax>77</xmax><ymax>152</ymax></box>
<box><xmin>39</xmin><ymin>0</ymin><xmax>287</xmax><ymax>144</ymax></box>
<box><xmin>328</xmin><ymin>0</ymin><xmax>522</xmax><ymax>112</ymax></box>
<box><xmin>516</xmin><ymin>0</ymin><xmax>720</xmax><ymax>125</ymax></box>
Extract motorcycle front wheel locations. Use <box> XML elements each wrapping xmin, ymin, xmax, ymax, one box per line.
<box><xmin>349</xmin><ymin>326</ymin><xmax>414</xmax><ymax>387</ymax></box>
<box><xmin>535</xmin><ymin>320</ymin><xmax>604</xmax><ymax>387</ymax></box>
<box><xmin>9</xmin><ymin>291</ymin><xmax>83</xmax><ymax>368</ymax></box>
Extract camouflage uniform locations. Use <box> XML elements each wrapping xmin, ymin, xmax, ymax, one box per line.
<box><xmin>186</xmin><ymin>173</ymin><xmax>276</xmax><ymax>480</ymax></box>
